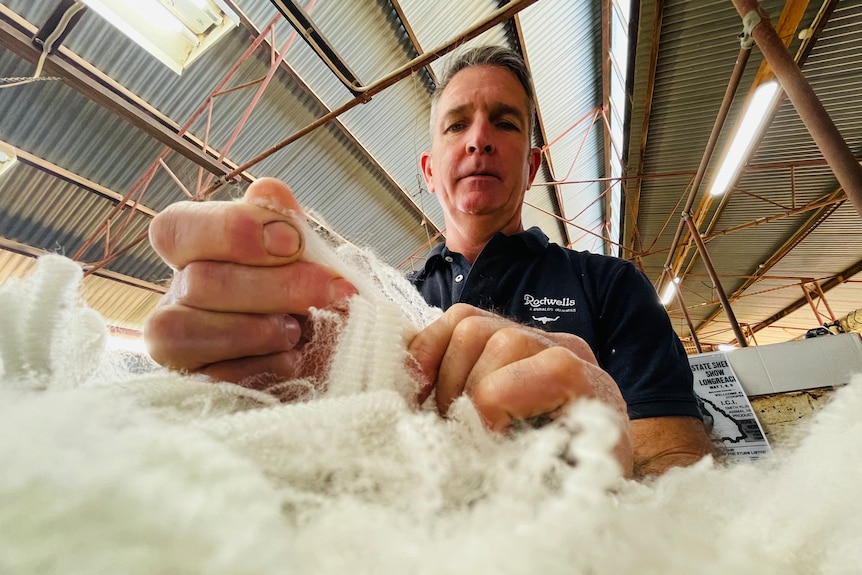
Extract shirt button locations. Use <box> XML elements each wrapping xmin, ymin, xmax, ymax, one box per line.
<box><xmin>454</xmin><ymin>274</ymin><xmax>464</xmax><ymax>283</ymax></box>
<box><xmin>444</xmin><ymin>256</ymin><xmax>453</xmax><ymax>263</ymax></box>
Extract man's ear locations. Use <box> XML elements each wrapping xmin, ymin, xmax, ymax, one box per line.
<box><xmin>420</xmin><ymin>151</ymin><xmax>435</xmax><ymax>194</ymax></box>
<box><xmin>526</xmin><ymin>147</ymin><xmax>542</xmax><ymax>187</ymax></box>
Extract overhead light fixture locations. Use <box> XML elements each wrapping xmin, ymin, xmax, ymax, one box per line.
<box><xmin>717</xmin><ymin>343</ymin><xmax>736</xmax><ymax>352</ymax></box>
<box><xmin>81</xmin><ymin>0</ymin><xmax>239</xmax><ymax>74</ymax></box>
<box><xmin>708</xmin><ymin>80</ymin><xmax>780</xmax><ymax>196</ymax></box>
<box><xmin>0</xmin><ymin>141</ymin><xmax>18</xmax><ymax>178</ymax></box>
<box><xmin>660</xmin><ymin>276</ymin><xmax>681</xmax><ymax>306</ymax></box>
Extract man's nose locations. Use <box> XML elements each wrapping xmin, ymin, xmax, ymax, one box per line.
<box><xmin>466</xmin><ymin>121</ymin><xmax>494</xmax><ymax>154</ymax></box>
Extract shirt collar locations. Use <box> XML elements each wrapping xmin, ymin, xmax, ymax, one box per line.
<box><xmin>482</xmin><ymin>226</ymin><xmax>549</xmax><ymax>257</ymax></box>
<box><xmin>420</xmin><ymin>226</ymin><xmax>549</xmax><ymax>273</ymax></box>
<box><xmin>514</xmin><ymin>226</ymin><xmax>550</xmax><ymax>253</ymax></box>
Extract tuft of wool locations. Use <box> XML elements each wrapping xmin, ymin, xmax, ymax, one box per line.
<box><xmin>1</xmin><ymin>243</ymin><xmax>861</xmax><ymax>574</ymax></box>
<box><xmin>0</xmin><ymin>255</ymin><xmax>105</xmax><ymax>389</ymax></box>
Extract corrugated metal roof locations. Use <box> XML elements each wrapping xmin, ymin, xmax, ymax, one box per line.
<box><xmin>0</xmin><ymin>1</ymin><xmax>438</xmax><ymax>274</ymax></box>
<box><xmin>521</xmin><ymin>0</ymin><xmax>605</xmax><ymax>252</ymax></box>
<box><xmin>632</xmin><ymin>0</ymin><xmax>779</xmax><ymax>275</ymax></box>
<box><xmin>2</xmin><ymin>0</ymin><xmax>861</xmax><ymax>351</ymax></box>
<box><xmin>629</xmin><ymin>0</ymin><xmax>862</xmax><ymax>347</ymax></box>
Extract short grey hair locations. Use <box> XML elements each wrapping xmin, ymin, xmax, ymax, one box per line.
<box><xmin>429</xmin><ymin>45</ymin><xmax>536</xmax><ymax>137</ymax></box>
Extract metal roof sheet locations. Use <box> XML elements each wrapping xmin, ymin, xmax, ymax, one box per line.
<box><xmin>521</xmin><ymin>0</ymin><xmax>605</xmax><ymax>252</ymax></box>
<box><xmin>1</xmin><ymin>0</ymin><xmax>860</xmax><ymax>351</ymax></box>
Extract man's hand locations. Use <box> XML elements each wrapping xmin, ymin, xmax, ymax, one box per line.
<box><xmin>144</xmin><ymin>178</ymin><xmax>356</xmax><ymax>384</ymax></box>
<box><xmin>408</xmin><ymin>303</ymin><xmax>634</xmax><ymax>476</ymax></box>
<box><xmin>143</xmin><ymin>178</ymin><xmax>706</xmax><ymax>479</ymax></box>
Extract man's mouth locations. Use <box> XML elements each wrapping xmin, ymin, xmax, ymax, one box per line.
<box><xmin>460</xmin><ymin>170</ymin><xmax>499</xmax><ymax>180</ymax></box>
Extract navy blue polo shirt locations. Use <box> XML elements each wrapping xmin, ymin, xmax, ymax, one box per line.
<box><xmin>407</xmin><ymin>227</ymin><xmax>700</xmax><ymax>421</ymax></box>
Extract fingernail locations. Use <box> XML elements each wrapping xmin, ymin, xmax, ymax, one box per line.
<box><xmin>263</xmin><ymin>221</ymin><xmax>301</xmax><ymax>257</ymax></box>
<box><xmin>328</xmin><ymin>278</ymin><xmax>357</xmax><ymax>303</ymax></box>
<box><xmin>282</xmin><ymin>315</ymin><xmax>302</xmax><ymax>347</ymax></box>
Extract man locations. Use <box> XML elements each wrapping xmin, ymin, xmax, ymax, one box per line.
<box><xmin>145</xmin><ymin>46</ymin><xmax>713</xmax><ymax>478</ymax></box>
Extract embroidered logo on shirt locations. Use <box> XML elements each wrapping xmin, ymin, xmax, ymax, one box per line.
<box><xmin>523</xmin><ymin>294</ymin><xmax>577</xmax><ymax>310</ymax></box>
<box><xmin>523</xmin><ymin>293</ymin><xmax>576</xmax><ymax>325</ymax></box>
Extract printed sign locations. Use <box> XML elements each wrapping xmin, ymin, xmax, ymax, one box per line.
<box><xmin>689</xmin><ymin>351</ymin><xmax>771</xmax><ymax>463</ymax></box>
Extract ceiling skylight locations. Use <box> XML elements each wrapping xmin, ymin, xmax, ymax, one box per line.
<box><xmin>81</xmin><ymin>0</ymin><xmax>239</xmax><ymax>74</ymax></box>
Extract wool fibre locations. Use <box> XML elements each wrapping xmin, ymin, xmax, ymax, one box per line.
<box><xmin>1</xmin><ymin>246</ymin><xmax>861</xmax><ymax>574</ymax></box>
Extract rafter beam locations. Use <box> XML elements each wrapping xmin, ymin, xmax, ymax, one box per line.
<box><xmin>626</xmin><ymin>0</ymin><xmax>664</xmax><ymax>257</ymax></box>
<box><xmin>15</xmin><ymin>148</ymin><xmax>158</xmax><ymax>218</ymax></box>
<box><xmin>389</xmin><ymin>0</ymin><xmax>438</xmax><ymax>85</ymax></box>
<box><xmin>600</xmin><ymin>0</ymin><xmax>612</xmax><ymax>256</ymax></box>
<box><xmin>751</xmin><ymin>257</ymin><xmax>862</xmax><ymax>334</ymax></box>
<box><xmin>0</xmin><ymin>236</ymin><xmax>165</xmax><ymax>294</ymax></box>
<box><xmin>691</xmin><ymin>186</ymin><xmax>846</xmax><ymax>336</ymax></box>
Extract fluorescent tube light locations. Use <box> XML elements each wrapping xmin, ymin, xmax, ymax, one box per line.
<box><xmin>660</xmin><ymin>276</ymin><xmax>680</xmax><ymax>306</ymax></box>
<box><xmin>81</xmin><ymin>0</ymin><xmax>238</xmax><ymax>74</ymax></box>
<box><xmin>717</xmin><ymin>343</ymin><xmax>736</xmax><ymax>351</ymax></box>
<box><xmin>708</xmin><ymin>80</ymin><xmax>780</xmax><ymax>196</ymax></box>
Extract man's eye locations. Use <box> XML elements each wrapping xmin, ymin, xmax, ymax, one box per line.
<box><xmin>498</xmin><ymin>121</ymin><xmax>519</xmax><ymax>131</ymax></box>
<box><xmin>445</xmin><ymin>122</ymin><xmax>466</xmax><ymax>133</ymax></box>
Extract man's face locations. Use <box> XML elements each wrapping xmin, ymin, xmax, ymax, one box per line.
<box><xmin>421</xmin><ymin>65</ymin><xmax>541</xmax><ymax>234</ymax></box>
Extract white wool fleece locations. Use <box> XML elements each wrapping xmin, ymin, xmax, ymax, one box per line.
<box><xmin>1</xmin><ymin>244</ymin><xmax>861</xmax><ymax>574</ymax></box>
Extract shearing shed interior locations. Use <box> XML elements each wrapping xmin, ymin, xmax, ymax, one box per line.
<box><xmin>2</xmin><ymin>0</ymin><xmax>861</xmax><ymax>350</ymax></box>
<box><xmin>2</xmin><ymin>0</ymin><xmax>862</xmax><ymax>572</ymax></box>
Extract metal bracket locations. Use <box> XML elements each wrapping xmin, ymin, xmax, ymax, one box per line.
<box><xmin>216</xmin><ymin>173</ymin><xmax>239</xmax><ymax>188</ymax></box>
<box><xmin>196</xmin><ymin>173</ymin><xmax>239</xmax><ymax>200</ymax></box>
<box><xmin>738</xmin><ymin>10</ymin><xmax>761</xmax><ymax>49</ymax></box>
<box><xmin>32</xmin><ymin>0</ymin><xmax>86</xmax><ymax>55</ymax></box>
